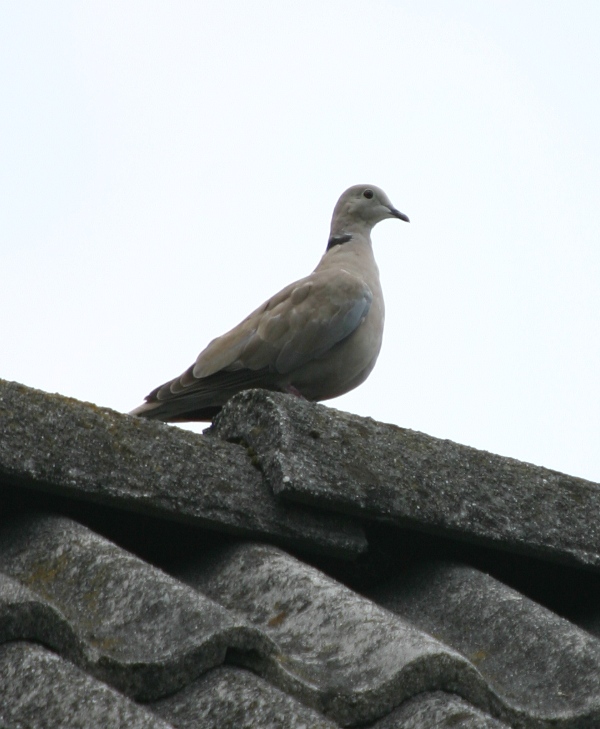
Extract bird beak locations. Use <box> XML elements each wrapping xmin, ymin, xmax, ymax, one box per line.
<box><xmin>389</xmin><ymin>207</ymin><xmax>410</xmax><ymax>223</ymax></box>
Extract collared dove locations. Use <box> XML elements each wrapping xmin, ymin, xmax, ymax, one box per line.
<box><xmin>130</xmin><ymin>184</ymin><xmax>409</xmax><ymax>421</ymax></box>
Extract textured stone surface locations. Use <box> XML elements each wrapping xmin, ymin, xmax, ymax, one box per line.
<box><xmin>171</xmin><ymin>542</ymin><xmax>489</xmax><ymax>727</ymax></box>
<box><xmin>369</xmin><ymin>560</ymin><xmax>600</xmax><ymax>727</ymax></box>
<box><xmin>212</xmin><ymin>389</ymin><xmax>600</xmax><ymax>570</ymax></box>
<box><xmin>0</xmin><ymin>642</ymin><xmax>172</xmax><ymax>729</ymax></box>
<box><xmin>0</xmin><ymin>571</ymin><xmax>80</xmax><ymax>653</ymax></box>
<box><xmin>0</xmin><ymin>378</ymin><xmax>365</xmax><ymax>558</ymax></box>
<box><xmin>0</xmin><ymin>513</ymin><xmax>272</xmax><ymax>700</ymax></box>
<box><xmin>152</xmin><ymin>665</ymin><xmax>338</xmax><ymax>729</ymax></box>
<box><xmin>373</xmin><ymin>691</ymin><xmax>509</xmax><ymax>729</ymax></box>
<box><xmin>4</xmin><ymin>379</ymin><xmax>600</xmax><ymax>728</ymax></box>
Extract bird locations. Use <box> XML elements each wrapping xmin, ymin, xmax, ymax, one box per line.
<box><xmin>130</xmin><ymin>184</ymin><xmax>409</xmax><ymax>422</ymax></box>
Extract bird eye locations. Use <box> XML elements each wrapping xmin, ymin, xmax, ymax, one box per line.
<box><xmin>363</xmin><ymin>189</ymin><xmax>374</xmax><ymax>199</ymax></box>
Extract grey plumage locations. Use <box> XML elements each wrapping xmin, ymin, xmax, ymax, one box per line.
<box><xmin>130</xmin><ymin>184</ymin><xmax>409</xmax><ymax>421</ymax></box>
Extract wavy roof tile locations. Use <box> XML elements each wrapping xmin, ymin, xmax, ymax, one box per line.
<box><xmin>1</xmin><ymin>377</ymin><xmax>600</xmax><ymax>728</ymax></box>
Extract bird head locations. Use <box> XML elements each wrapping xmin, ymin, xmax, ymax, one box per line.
<box><xmin>329</xmin><ymin>185</ymin><xmax>409</xmax><ymax>239</ymax></box>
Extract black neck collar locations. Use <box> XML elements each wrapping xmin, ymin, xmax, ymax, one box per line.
<box><xmin>326</xmin><ymin>233</ymin><xmax>353</xmax><ymax>251</ymax></box>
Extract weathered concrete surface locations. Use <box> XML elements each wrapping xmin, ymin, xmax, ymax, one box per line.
<box><xmin>369</xmin><ymin>560</ymin><xmax>600</xmax><ymax>728</ymax></box>
<box><xmin>0</xmin><ymin>571</ymin><xmax>79</xmax><ymax>651</ymax></box>
<box><xmin>0</xmin><ymin>379</ymin><xmax>365</xmax><ymax>558</ymax></box>
<box><xmin>151</xmin><ymin>665</ymin><xmax>338</xmax><ymax>729</ymax></box>
<box><xmin>212</xmin><ymin>389</ymin><xmax>600</xmax><ymax>570</ymax></box>
<box><xmin>173</xmin><ymin>542</ymin><xmax>490</xmax><ymax>727</ymax></box>
<box><xmin>0</xmin><ymin>513</ymin><xmax>273</xmax><ymax>700</ymax></box>
<box><xmin>0</xmin><ymin>642</ymin><xmax>172</xmax><ymax>729</ymax></box>
<box><xmin>372</xmin><ymin>691</ymin><xmax>509</xmax><ymax>729</ymax></box>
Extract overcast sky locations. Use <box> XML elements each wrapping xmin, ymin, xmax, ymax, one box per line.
<box><xmin>2</xmin><ymin>1</ymin><xmax>599</xmax><ymax>483</ymax></box>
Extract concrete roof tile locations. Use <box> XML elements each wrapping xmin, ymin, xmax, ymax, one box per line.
<box><xmin>151</xmin><ymin>665</ymin><xmax>338</xmax><ymax>729</ymax></box>
<box><xmin>0</xmin><ymin>513</ymin><xmax>270</xmax><ymax>700</ymax></box>
<box><xmin>0</xmin><ymin>379</ymin><xmax>365</xmax><ymax>558</ymax></box>
<box><xmin>0</xmin><ymin>642</ymin><xmax>172</xmax><ymax>729</ymax></box>
<box><xmin>2</xmin><ymin>379</ymin><xmax>600</xmax><ymax>727</ymax></box>
<box><xmin>170</xmin><ymin>542</ymin><xmax>488</xmax><ymax>726</ymax></box>
<box><xmin>369</xmin><ymin>560</ymin><xmax>600</xmax><ymax>727</ymax></box>
<box><xmin>371</xmin><ymin>691</ymin><xmax>510</xmax><ymax>728</ymax></box>
<box><xmin>212</xmin><ymin>389</ymin><xmax>600</xmax><ymax>571</ymax></box>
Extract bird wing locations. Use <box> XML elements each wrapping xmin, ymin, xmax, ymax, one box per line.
<box><xmin>152</xmin><ymin>268</ymin><xmax>373</xmax><ymax>403</ymax></box>
<box><xmin>200</xmin><ymin>268</ymin><xmax>372</xmax><ymax>374</ymax></box>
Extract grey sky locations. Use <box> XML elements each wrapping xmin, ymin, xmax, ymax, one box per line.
<box><xmin>2</xmin><ymin>1</ymin><xmax>599</xmax><ymax>481</ymax></box>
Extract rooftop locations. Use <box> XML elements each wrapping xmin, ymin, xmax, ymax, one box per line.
<box><xmin>1</xmin><ymin>377</ymin><xmax>600</xmax><ymax>728</ymax></box>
